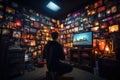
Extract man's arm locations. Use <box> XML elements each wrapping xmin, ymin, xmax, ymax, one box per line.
<box><xmin>59</xmin><ymin>45</ymin><xmax>65</xmax><ymax>60</ymax></box>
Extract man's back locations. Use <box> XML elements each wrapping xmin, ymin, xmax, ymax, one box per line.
<box><xmin>43</xmin><ymin>32</ymin><xmax>73</xmax><ymax>77</ymax></box>
<box><xmin>43</xmin><ymin>41</ymin><xmax>65</xmax><ymax>71</ymax></box>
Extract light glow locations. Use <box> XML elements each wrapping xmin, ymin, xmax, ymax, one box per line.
<box><xmin>46</xmin><ymin>1</ymin><xmax>60</xmax><ymax>12</ymax></box>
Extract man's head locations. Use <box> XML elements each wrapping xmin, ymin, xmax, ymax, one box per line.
<box><xmin>51</xmin><ymin>31</ymin><xmax>59</xmax><ymax>41</ymax></box>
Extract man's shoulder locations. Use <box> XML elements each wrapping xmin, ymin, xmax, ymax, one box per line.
<box><xmin>45</xmin><ymin>41</ymin><xmax>62</xmax><ymax>47</ymax></box>
<box><xmin>55</xmin><ymin>41</ymin><xmax>62</xmax><ymax>46</ymax></box>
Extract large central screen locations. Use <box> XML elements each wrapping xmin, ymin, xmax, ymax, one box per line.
<box><xmin>73</xmin><ymin>32</ymin><xmax>93</xmax><ymax>47</ymax></box>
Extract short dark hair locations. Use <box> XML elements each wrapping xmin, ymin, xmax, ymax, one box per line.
<box><xmin>51</xmin><ymin>31</ymin><xmax>59</xmax><ymax>40</ymax></box>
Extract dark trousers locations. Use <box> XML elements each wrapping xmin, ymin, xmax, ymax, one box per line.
<box><xmin>59</xmin><ymin>63</ymin><xmax>73</xmax><ymax>75</ymax></box>
<box><xmin>50</xmin><ymin>62</ymin><xmax>73</xmax><ymax>76</ymax></box>
<box><xmin>46</xmin><ymin>63</ymin><xmax>73</xmax><ymax>80</ymax></box>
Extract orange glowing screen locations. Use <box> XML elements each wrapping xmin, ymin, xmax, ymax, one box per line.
<box><xmin>99</xmin><ymin>39</ymin><xmax>106</xmax><ymax>51</ymax></box>
<box><xmin>91</xmin><ymin>26</ymin><xmax>99</xmax><ymax>32</ymax></box>
<box><xmin>109</xmin><ymin>25</ymin><xmax>119</xmax><ymax>33</ymax></box>
<box><xmin>94</xmin><ymin>0</ymin><xmax>103</xmax><ymax>8</ymax></box>
<box><xmin>98</xmin><ymin>6</ymin><xmax>106</xmax><ymax>12</ymax></box>
<box><xmin>93</xmin><ymin>39</ymin><xmax>97</xmax><ymax>47</ymax></box>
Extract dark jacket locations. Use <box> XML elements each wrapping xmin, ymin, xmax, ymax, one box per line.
<box><xmin>43</xmin><ymin>41</ymin><xmax>65</xmax><ymax>71</ymax></box>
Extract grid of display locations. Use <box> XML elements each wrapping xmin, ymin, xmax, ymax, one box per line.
<box><xmin>60</xmin><ymin>0</ymin><xmax>120</xmax><ymax>57</ymax></box>
<box><xmin>0</xmin><ymin>1</ymin><xmax>56</xmax><ymax>59</ymax></box>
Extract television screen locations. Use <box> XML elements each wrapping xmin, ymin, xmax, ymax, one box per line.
<box><xmin>97</xmin><ymin>6</ymin><xmax>106</xmax><ymax>13</ymax></box>
<box><xmin>109</xmin><ymin>24</ymin><xmax>119</xmax><ymax>33</ymax></box>
<box><xmin>98</xmin><ymin>12</ymin><xmax>105</xmax><ymax>19</ymax></box>
<box><xmin>2</xmin><ymin>29</ymin><xmax>10</xmax><ymax>35</ymax></box>
<box><xmin>74</xmin><ymin>27</ymin><xmax>79</xmax><ymax>32</ymax></box>
<box><xmin>6</xmin><ymin>6</ymin><xmax>15</xmax><ymax>14</ymax></box>
<box><xmin>34</xmin><ymin>22</ymin><xmax>40</xmax><ymax>28</ymax></box>
<box><xmin>66</xmin><ymin>25</ymin><xmax>71</xmax><ymax>29</ymax></box>
<box><xmin>93</xmin><ymin>39</ymin><xmax>97</xmax><ymax>47</ymax></box>
<box><xmin>93</xmin><ymin>33</ymin><xmax>101</xmax><ymax>38</ymax></box>
<box><xmin>12</xmin><ymin>31</ymin><xmax>21</xmax><ymax>38</ymax></box>
<box><xmin>91</xmin><ymin>26</ymin><xmax>99</xmax><ymax>32</ymax></box>
<box><xmin>25</xmin><ymin>54</ymin><xmax>31</xmax><ymax>62</ymax></box>
<box><xmin>73</xmin><ymin>32</ymin><xmax>93</xmax><ymax>47</ymax></box>
<box><xmin>74</xmin><ymin>21</ymin><xmax>79</xmax><ymax>27</ymax></box>
<box><xmin>100</xmin><ymin>22</ymin><xmax>107</xmax><ymax>29</ymax></box>
<box><xmin>28</xmin><ymin>40</ymin><xmax>36</xmax><ymax>46</ymax></box>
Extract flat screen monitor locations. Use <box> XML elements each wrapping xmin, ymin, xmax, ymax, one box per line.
<box><xmin>25</xmin><ymin>54</ymin><xmax>30</xmax><ymax>62</ymax></box>
<box><xmin>73</xmin><ymin>31</ymin><xmax>93</xmax><ymax>48</ymax></box>
<box><xmin>109</xmin><ymin>25</ymin><xmax>119</xmax><ymax>33</ymax></box>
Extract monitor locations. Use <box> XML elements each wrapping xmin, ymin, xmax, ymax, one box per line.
<box><xmin>73</xmin><ymin>31</ymin><xmax>93</xmax><ymax>48</ymax></box>
<box><xmin>25</xmin><ymin>54</ymin><xmax>30</xmax><ymax>62</ymax></box>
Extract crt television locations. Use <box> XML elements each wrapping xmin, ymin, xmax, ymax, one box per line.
<box><xmin>73</xmin><ymin>31</ymin><xmax>93</xmax><ymax>48</ymax></box>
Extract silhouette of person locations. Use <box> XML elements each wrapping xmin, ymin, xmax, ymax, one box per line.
<box><xmin>43</xmin><ymin>31</ymin><xmax>73</xmax><ymax>76</ymax></box>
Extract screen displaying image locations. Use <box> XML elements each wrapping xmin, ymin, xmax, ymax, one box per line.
<box><xmin>78</xmin><ymin>26</ymin><xmax>84</xmax><ymax>31</ymax></box>
<box><xmin>109</xmin><ymin>25</ymin><xmax>119</xmax><ymax>33</ymax></box>
<box><xmin>93</xmin><ymin>39</ymin><xmax>97</xmax><ymax>47</ymax></box>
<box><xmin>97</xmin><ymin>6</ymin><xmax>106</xmax><ymax>13</ymax></box>
<box><xmin>98</xmin><ymin>12</ymin><xmax>105</xmax><ymax>19</ymax></box>
<box><xmin>111</xmin><ymin>6</ymin><xmax>117</xmax><ymax>13</ymax></box>
<box><xmin>100</xmin><ymin>22</ymin><xmax>107</xmax><ymax>29</ymax></box>
<box><xmin>25</xmin><ymin>53</ymin><xmax>31</xmax><ymax>62</ymax></box>
<box><xmin>74</xmin><ymin>21</ymin><xmax>79</xmax><ymax>27</ymax></box>
<box><xmin>91</xmin><ymin>26</ymin><xmax>99</xmax><ymax>32</ymax></box>
<box><xmin>74</xmin><ymin>27</ymin><xmax>79</xmax><ymax>32</ymax></box>
<box><xmin>34</xmin><ymin>22</ymin><xmax>40</xmax><ymax>28</ymax></box>
<box><xmin>6</xmin><ymin>6</ymin><xmax>15</xmax><ymax>14</ymax></box>
<box><xmin>29</xmin><ymin>28</ymin><xmax>37</xmax><ymax>33</ymax></box>
<box><xmin>93</xmin><ymin>33</ymin><xmax>100</xmax><ymax>38</ymax></box>
<box><xmin>2</xmin><ymin>29</ymin><xmax>10</xmax><ymax>35</ymax></box>
<box><xmin>12</xmin><ymin>31</ymin><xmax>21</xmax><ymax>38</ymax></box>
<box><xmin>71</xmin><ymin>23</ymin><xmax>74</xmax><ymax>28</ymax></box>
<box><xmin>66</xmin><ymin>25</ymin><xmax>71</xmax><ymax>29</ymax></box>
<box><xmin>73</xmin><ymin>32</ymin><xmax>93</xmax><ymax>47</ymax></box>
<box><xmin>29</xmin><ymin>40</ymin><xmax>36</xmax><ymax>46</ymax></box>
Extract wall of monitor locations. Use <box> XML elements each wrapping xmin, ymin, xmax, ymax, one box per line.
<box><xmin>60</xmin><ymin>0</ymin><xmax>120</xmax><ymax>59</ymax></box>
<box><xmin>0</xmin><ymin>0</ymin><xmax>58</xmax><ymax>59</ymax></box>
<box><xmin>0</xmin><ymin>0</ymin><xmax>120</xmax><ymax>60</ymax></box>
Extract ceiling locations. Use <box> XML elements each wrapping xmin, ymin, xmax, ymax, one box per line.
<box><xmin>10</xmin><ymin>0</ymin><xmax>97</xmax><ymax>20</ymax></box>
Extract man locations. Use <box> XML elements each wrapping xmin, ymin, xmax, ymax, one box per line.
<box><xmin>43</xmin><ymin>31</ymin><xmax>73</xmax><ymax>77</ymax></box>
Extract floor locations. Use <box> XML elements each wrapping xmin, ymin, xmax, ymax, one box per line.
<box><xmin>12</xmin><ymin>65</ymin><xmax>106</xmax><ymax>80</ymax></box>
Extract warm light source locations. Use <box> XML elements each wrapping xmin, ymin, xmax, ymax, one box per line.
<box><xmin>30</xmin><ymin>40</ymin><xmax>36</xmax><ymax>46</ymax></box>
<box><xmin>46</xmin><ymin>1</ymin><xmax>60</xmax><ymax>12</ymax></box>
<box><xmin>15</xmin><ymin>20</ymin><xmax>22</xmax><ymax>26</ymax></box>
<box><xmin>33</xmin><ymin>52</ymin><xmax>37</xmax><ymax>57</ymax></box>
<box><xmin>99</xmin><ymin>39</ymin><xmax>106</xmax><ymax>51</ymax></box>
<box><xmin>105</xmin><ymin>45</ymin><xmax>109</xmax><ymax>52</ymax></box>
<box><xmin>109</xmin><ymin>25</ymin><xmax>119</xmax><ymax>33</ymax></box>
<box><xmin>61</xmin><ymin>24</ymin><xmax>63</xmax><ymax>28</ymax></box>
<box><xmin>104</xmin><ymin>44</ymin><xmax>110</xmax><ymax>56</ymax></box>
<box><xmin>0</xmin><ymin>15</ymin><xmax>3</xmax><ymax>19</ymax></box>
<box><xmin>91</xmin><ymin>26</ymin><xmax>99</xmax><ymax>32</ymax></box>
